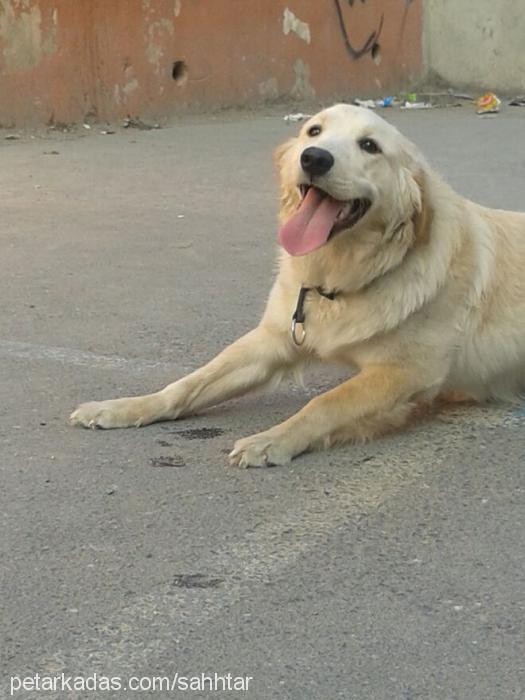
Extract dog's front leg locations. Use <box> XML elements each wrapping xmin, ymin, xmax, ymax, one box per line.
<box><xmin>70</xmin><ymin>325</ymin><xmax>295</xmax><ymax>429</ymax></box>
<box><xmin>229</xmin><ymin>364</ymin><xmax>421</xmax><ymax>467</ymax></box>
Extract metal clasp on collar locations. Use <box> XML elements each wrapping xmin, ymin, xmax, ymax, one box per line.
<box><xmin>291</xmin><ymin>314</ymin><xmax>306</xmax><ymax>345</ymax></box>
<box><xmin>290</xmin><ymin>286</ymin><xmax>309</xmax><ymax>346</ymax></box>
<box><xmin>290</xmin><ymin>285</ymin><xmax>337</xmax><ymax>346</ymax></box>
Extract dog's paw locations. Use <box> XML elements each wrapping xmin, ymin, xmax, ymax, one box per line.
<box><xmin>69</xmin><ymin>398</ymin><xmax>148</xmax><ymax>429</ymax></box>
<box><xmin>228</xmin><ymin>430</ymin><xmax>294</xmax><ymax>468</ymax></box>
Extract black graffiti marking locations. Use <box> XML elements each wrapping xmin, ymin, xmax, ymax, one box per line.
<box><xmin>334</xmin><ymin>0</ymin><xmax>384</xmax><ymax>61</ymax></box>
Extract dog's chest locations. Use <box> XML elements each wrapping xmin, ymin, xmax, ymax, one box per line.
<box><xmin>295</xmin><ymin>294</ymin><xmax>357</xmax><ymax>360</ymax></box>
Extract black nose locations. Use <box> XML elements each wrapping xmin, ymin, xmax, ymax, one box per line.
<box><xmin>300</xmin><ymin>147</ymin><xmax>334</xmax><ymax>177</ymax></box>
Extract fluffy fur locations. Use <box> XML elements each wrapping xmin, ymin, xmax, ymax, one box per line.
<box><xmin>71</xmin><ymin>105</ymin><xmax>525</xmax><ymax>467</ymax></box>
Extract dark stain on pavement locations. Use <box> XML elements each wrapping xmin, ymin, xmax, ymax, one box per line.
<box><xmin>163</xmin><ymin>426</ymin><xmax>225</xmax><ymax>440</ymax></box>
<box><xmin>150</xmin><ymin>455</ymin><xmax>186</xmax><ymax>468</ymax></box>
<box><xmin>171</xmin><ymin>573</ymin><xmax>225</xmax><ymax>589</ymax></box>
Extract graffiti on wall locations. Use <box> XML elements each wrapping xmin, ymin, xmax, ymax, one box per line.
<box><xmin>334</xmin><ymin>0</ymin><xmax>414</xmax><ymax>62</ymax></box>
<box><xmin>333</xmin><ymin>0</ymin><xmax>383</xmax><ymax>60</ymax></box>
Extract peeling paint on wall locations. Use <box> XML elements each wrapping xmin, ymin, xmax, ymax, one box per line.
<box><xmin>0</xmin><ymin>0</ymin><xmax>56</xmax><ymax>72</ymax></box>
<box><xmin>291</xmin><ymin>58</ymin><xmax>315</xmax><ymax>100</ymax></box>
<box><xmin>282</xmin><ymin>7</ymin><xmax>311</xmax><ymax>44</ymax></box>
<box><xmin>122</xmin><ymin>78</ymin><xmax>139</xmax><ymax>95</ymax></box>
<box><xmin>258</xmin><ymin>77</ymin><xmax>279</xmax><ymax>100</ymax></box>
<box><xmin>146</xmin><ymin>17</ymin><xmax>174</xmax><ymax>73</ymax></box>
<box><xmin>113</xmin><ymin>83</ymin><xmax>122</xmax><ymax>105</ymax></box>
<box><xmin>173</xmin><ymin>0</ymin><xmax>181</xmax><ymax>17</ymax></box>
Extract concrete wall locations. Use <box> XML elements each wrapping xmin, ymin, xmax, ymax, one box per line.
<box><xmin>424</xmin><ymin>0</ymin><xmax>525</xmax><ymax>93</ymax></box>
<box><xmin>0</xmin><ymin>0</ymin><xmax>423</xmax><ymax>126</ymax></box>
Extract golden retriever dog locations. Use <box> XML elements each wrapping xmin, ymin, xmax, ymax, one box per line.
<box><xmin>71</xmin><ymin>104</ymin><xmax>525</xmax><ymax>466</ymax></box>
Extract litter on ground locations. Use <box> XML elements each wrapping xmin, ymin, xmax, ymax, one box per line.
<box><xmin>122</xmin><ymin>116</ymin><xmax>160</xmax><ymax>130</ymax></box>
<box><xmin>400</xmin><ymin>101</ymin><xmax>434</xmax><ymax>110</ymax></box>
<box><xmin>475</xmin><ymin>92</ymin><xmax>501</xmax><ymax>114</ymax></box>
<box><xmin>283</xmin><ymin>112</ymin><xmax>312</xmax><ymax>122</ymax></box>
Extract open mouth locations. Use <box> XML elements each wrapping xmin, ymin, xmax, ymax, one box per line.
<box><xmin>298</xmin><ymin>184</ymin><xmax>372</xmax><ymax>237</ymax></box>
<box><xmin>278</xmin><ymin>183</ymin><xmax>372</xmax><ymax>257</ymax></box>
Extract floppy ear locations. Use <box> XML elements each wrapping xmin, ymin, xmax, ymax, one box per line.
<box><xmin>274</xmin><ymin>137</ymin><xmax>300</xmax><ymax>223</ymax></box>
<box><xmin>385</xmin><ymin>167</ymin><xmax>433</xmax><ymax>245</ymax></box>
<box><xmin>273</xmin><ymin>137</ymin><xmax>295</xmax><ymax>168</ymax></box>
<box><xmin>411</xmin><ymin>170</ymin><xmax>433</xmax><ymax>243</ymax></box>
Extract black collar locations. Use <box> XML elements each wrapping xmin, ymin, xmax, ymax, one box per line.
<box><xmin>316</xmin><ymin>286</ymin><xmax>338</xmax><ymax>301</ymax></box>
<box><xmin>291</xmin><ymin>286</ymin><xmax>339</xmax><ymax>345</ymax></box>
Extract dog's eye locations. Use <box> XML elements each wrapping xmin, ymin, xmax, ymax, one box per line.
<box><xmin>359</xmin><ymin>138</ymin><xmax>381</xmax><ymax>154</ymax></box>
<box><xmin>307</xmin><ymin>124</ymin><xmax>322</xmax><ymax>137</ymax></box>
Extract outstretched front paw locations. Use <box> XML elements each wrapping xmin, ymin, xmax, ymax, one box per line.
<box><xmin>228</xmin><ymin>429</ymin><xmax>295</xmax><ymax>468</ymax></box>
<box><xmin>70</xmin><ymin>400</ymin><xmax>131</xmax><ymax>429</ymax></box>
<box><xmin>69</xmin><ymin>396</ymin><xmax>159</xmax><ymax>429</ymax></box>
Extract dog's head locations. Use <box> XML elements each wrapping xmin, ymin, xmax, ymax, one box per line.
<box><xmin>275</xmin><ymin>104</ymin><xmax>430</xmax><ymax>257</ymax></box>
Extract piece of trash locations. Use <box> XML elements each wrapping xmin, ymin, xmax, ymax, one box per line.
<box><xmin>400</xmin><ymin>91</ymin><xmax>418</xmax><ymax>103</ymax></box>
<box><xmin>4</xmin><ymin>134</ymin><xmax>20</xmax><ymax>140</ymax></box>
<box><xmin>375</xmin><ymin>96</ymin><xmax>394</xmax><ymax>108</ymax></box>
<box><xmin>354</xmin><ymin>99</ymin><xmax>376</xmax><ymax>109</ymax></box>
<box><xmin>82</xmin><ymin>123</ymin><xmax>91</xmax><ymax>130</ymax></box>
<box><xmin>48</xmin><ymin>123</ymin><xmax>71</xmax><ymax>133</ymax></box>
<box><xmin>100</xmin><ymin>129</ymin><xmax>116</xmax><ymax>135</ymax></box>
<box><xmin>509</xmin><ymin>96</ymin><xmax>525</xmax><ymax>107</ymax></box>
<box><xmin>177</xmin><ymin>214</ymin><xmax>185</xmax><ymax>219</ymax></box>
<box><xmin>122</xmin><ymin>116</ymin><xmax>160</xmax><ymax>130</ymax></box>
<box><xmin>400</xmin><ymin>101</ymin><xmax>433</xmax><ymax>110</ymax></box>
<box><xmin>448</xmin><ymin>89</ymin><xmax>474</xmax><ymax>101</ymax></box>
<box><xmin>283</xmin><ymin>112</ymin><xmax>311</xmax><ymax>122</ymax></box>
<box><xmin>475</xmin><ymin>92</ymin><xmax>501</xmax><ymax>114</ymax></box>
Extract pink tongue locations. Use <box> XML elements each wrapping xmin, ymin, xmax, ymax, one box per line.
<box><xmin>278</xmin><ymin>188</ymin><xmax>344</xmax><ymax>256</ymax></box>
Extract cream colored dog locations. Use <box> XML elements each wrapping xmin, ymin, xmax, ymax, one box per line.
<box><xmin>71</xmin><ymin>104</ymin><xmax>525</xmax><ymax>466</ymax></box>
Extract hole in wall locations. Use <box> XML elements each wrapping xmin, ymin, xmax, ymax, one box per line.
<box><xmin>172</xmin><ymin>60</ymin><xmax>188</xmax><ymax>86</ymax></box>
<box><xmin>371</xmin><ymin>42</ymin><xmax>381</xmax><ymax>65</ymax></box>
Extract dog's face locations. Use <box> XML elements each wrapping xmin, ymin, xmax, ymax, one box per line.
<box><xmin>276</xmin><ymin>104</ymin><xmax>425</xmax><ymax>257</ymax></box>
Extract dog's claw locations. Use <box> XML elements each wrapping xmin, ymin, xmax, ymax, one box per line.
<box><xmin>228</xmin><ymin>431</ymin><xmax>293</xmax><ymax>468</ymax></box>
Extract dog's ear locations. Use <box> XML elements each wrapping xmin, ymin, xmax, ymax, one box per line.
<box><xmin>411</xmin><ymin>170</ymin><xmax>433</xmax><ymax>244</ymax></box>
<box><xmin>274</xmin><ymin>138</ymin><xmax>299</xmax><ymax>223</ymax></box>
<box><xmin>386</xmin><ymin>167</ymin><xmax>433</xmax><ymax>245</ymax></box>
<box><xmin>273</xmin><ymin>137</ymin><xmax>296</xmax><ymax>169</ymax></box>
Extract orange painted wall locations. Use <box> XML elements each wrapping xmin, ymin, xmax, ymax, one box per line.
<box><xmin>0</xmin><ymin>0</ymin><xmax>423</xmax><ymax>126</ymax></box>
